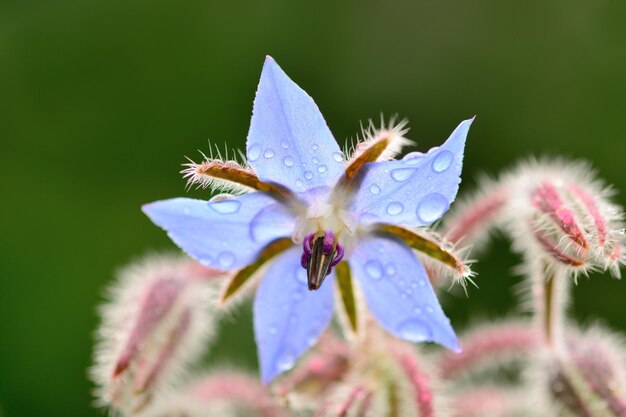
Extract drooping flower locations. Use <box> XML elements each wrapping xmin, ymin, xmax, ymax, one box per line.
<box><xmin>142</xmin><ymin>56</ymin><xmax>474</xmax><ymax>383</ymax></box>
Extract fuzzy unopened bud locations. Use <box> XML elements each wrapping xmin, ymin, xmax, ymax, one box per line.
<box><xmin>505</xmin><ymin>160</ymin><xmax>625</xmax><ymax>274</ymax></box>
<box><xmin>91</xmin><ymin>254</ymin><xmax>225</xmax><ymax>415</ymax></box>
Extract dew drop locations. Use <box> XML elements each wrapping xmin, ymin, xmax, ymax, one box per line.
<box><xmin>364</xmin><ymin>260</ymin><xmax>383</xmax><ymax>280</ymax></box>
<box><xmin>283</xmin><ymin>156</ymin><xmax>295</xmax><ymax>167</ymax></box>
<box><xmin>200</xmin><ymin>256</ymin><xmax>212</xmax><ymax>266</ymax></box>
<box><xmin>391</xmin><ymin>168</ymin><xmax>414</xmax><ymax>182</ymax></box>
<box><xmin>333</xmin><ymin>152</ymin><xmax>343</xmax><ymax>162</ymax></box>
<box><xmin>312</xmin><ymin>144</ymin><xmax>319</xmax><ymax>151</ymax></box>
<box><xmin>399</xmin><ymin>279</ymin><xmax>405</xmax><ymax>286</ymax></box>
<box><xmin>419</xmin><ymin>279</ymin><xmax>426</xmax><ymax>287</ymax></box>
<box><xmin>248</xmin><ymin>144</ymin><xmax>262</xmax><ymax>161</ymax></box>
<box><xmin>182</xmin><ymin>207</ymin><xmax>190</xmax><ymax>215</ymax></box>
<box><xmin>217</xmin><ymin>251</ymin><xmax>236</xmax><ymax>268</ymax></box>
<box><xmin>414</xmin><ymin>307</ymin><xmax>422</xmax><ymax>315</ymax></box>
<box><xmin>317</xmin><ymin>164</ymin><xmax>327</xmax><ymax>173</ymax></box>
<box><xmin>294</xmin><ymin>267</ymin><xmax>308</xmax><ymax>284</ymax></box>
<box><xmin>281</xmin><ymin>141</ymin><xmax>289</xmax><ymax>149</ymax></box>
<box><xmin>385</xmin><ymin>264</ymin><xmax>397</xmax><ymax>276</ymax></box>
<box><xmin>432</xmin><ymin>150</ymin><xmax>453</xmax><ymax>173</ymax></box>
<box><xmin>426</xmin><ymin>305</ymin><xmax>434</xmax><ymax>314</ymax></box>
<box><xmin>397</xmin><ymin>319</ymin><xmax>431</xmax><ymax>342</ymax></box>
<box><xmin>306</xmin><ymin>332</ymin><xmax>318</xmax><ymax>346</ymax></box>
<box><xmin>386</xmin><ymin>202</ymin><xmax>404</xmax><ymax>215</ymax></box>
<box><xmin>416</xmin><ymin>193</ymin><xmax>449</xmax><ymax>223</ymax></box>
<box><xmin>269</xmin><ymin>325</ymin><xmax>278</xmax><ymax>335</ymax></box>
<box><xmin>295</xmin><ymin>179</ymin><xmax>304</xmax><ymax>188</ymax></box>
<box><xmin>209</xmin><ymin>199</ymin><xmax>241</xmax><ymax>214</ymax></box>
<box><xmin>312</xmin><ymin>157</ymin><xmax>319</xmax><ymax>165</ymax></box>
<box><xmin>263</xmin><ymin>148</ymin><xmax>275</xmax><ymax>159</ymax></box>
<box><xmin>209</xmin><ymin>193</ymin><xmax>233</xmax><ymax>203</ymax></box>
<box><xmin>276</xmin><ymin>350</ymin><xmax>296</xmax><ymax>372</ymax></box>
<box><xmin>304</xmin><ymin>171</ymin><xmax>314</xmax><ymax>180</ymax></box>
<box><xmin>369</xmin><ymin>184</ymin><xmax>381</xmax><ymax>195</ymax></box>
<box><xmin>402</xmin><ymin>152</ymin><xmax>424</xmax><ymax>166</ymax></box>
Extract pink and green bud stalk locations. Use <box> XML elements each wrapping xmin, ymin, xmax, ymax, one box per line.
<box><xmin>91</xmin><ymin>254</ymin><xmax>225</xmax><ymax>415</ymax></box>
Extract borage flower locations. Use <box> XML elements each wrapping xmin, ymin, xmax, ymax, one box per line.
<box><xmin>143</xmin><ymin>56</ymin><xmax>474</xmax><ymax>383</ymax></box>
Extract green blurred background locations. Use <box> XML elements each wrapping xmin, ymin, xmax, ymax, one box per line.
<box><xmin>1</xmin><ymin>1</ymin><xmax>625</xmax><ymax>416</ymax></box>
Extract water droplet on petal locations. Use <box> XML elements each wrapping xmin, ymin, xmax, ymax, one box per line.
<box><xmin>414</xmin><ymin>307</ymin><xmax>422</xmax><ymax>315</ymax></box>
<box><xmin>295</xmin><ymin>179</ymin><xmax>304</xmax><ymax>187</ymax></box>
<box><xmin>209</xmin><ymin>193</ymin><xmax>234</xmax><ymax>203</ymax></box>
<box><xmin>369</xmin><ymin>184</ymin><xmax>381</xmax><ymax>195</ymax></box>
<box><xmin>391</xmin><ymin>168</ymin><xmax>414</xmax><ymax>182</ymax></box>
<box><xmin>417</xmin><ymin>193</ymin><xmax>449</xmax><ymax>223</ymax></box>
<box><xmin>312</xmin><ymin>144</ymin><xmax>319</xmax><ymax>151</ymax></box>
<box><xmin>364</xmin><ymin>260</ymin><xmax>383</xmax><ymax>280</ymax></box>
<box><xmin>263</xmin><ymin>148</ymin><xmax>275</xmax><ymax>159</ymax></box>
<box><xmin>312</xmin><ymin>157</ymin><xmax>319</xmax><ymax>165</ymax></box>
<box><xmin>283</xmin><ymin>156</ymin><xmax>295</xmax><ymax>167</ymax></box>
<box><xmin>281</xmin><ymin>141</ymin><xmax>289</xmax><ymax>149</ymax></box>
<box><xmin>402</xmin><ymin>151</ymin><xmax>424</xmax><ymax>166</ymax></box>
<box><xmin>218</xmin><ymin>251</ymin><xmax>236</xmax><ymax>268</ymax></box>
<box><xmin>333</xmin><ymin>152</ymin><xmax>343</xmax><ymax>162</ymax></box>
<box><xmin>419</xmin><ymin>279</ymin><xmax>426</xmax><ymax>287</ymax></box>
<box><xmin>294</xmin><ymin>266</ymin><xmax>308</xmax><ymax>284</ymax></box>
<box><xmin>432</xmin><ymin>150</ymin><xmax>453</xmax><ymax>173</ymax></box>
<box><xmin>182</xmin><ymin>207</ymin><xmax>190</xmax><ymax>215</ymax></box>
<box><xmin>209</xmin><ymin>199</ymin><xmax>241</xmax><ymax>214</ymax></box>
<box><xmin>426</xmin><ymin>305</ymin><xmax>434</xmax><ymax>314</ymax></box>
<box><xmin>248</xmin><ymin>144</ymin><xmax>262</xmax><ymax>161</ymax></box>
<box><xmin>386</xmin><ymin>202</ymin><xmax>404</xmax><ymax>215</ymax></box>
<box><xmin>397</xmin><ymin>319</ymin><xmax>432</xmax><ymax>342</ymax></box>
<box><xmin>276</xmin><ymin>350</ymin><xmax>296</xmax><ymax>372</ymax></box>
<box><xmin>269</xmin><ymin>325</ymin><xmax>278</xmax><ymax>335</ymax></box>
<box><xmin>200</xmin><ymin>256</ymin><xmax>212</xmax><ymax>266</ymax></box>
<box><xmin>306</xmin><ymin>332</ymin><xmax>318</xmax><ymax>346</ymax></box>
<box><xmin>385</xmin><ymin>264</ymin><xmax>396</xmax><ymax>275</ymax></box>
<box><xmin>304</xmin><ymin>171</ymin><xmax>314</xmax><ymax>180</ymax></box>
<box><xmin>317</xmin><ymin>164</ymin><xmax>327</xmax><ymax>173</ymax></box>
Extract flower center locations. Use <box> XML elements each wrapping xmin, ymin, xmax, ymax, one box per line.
<box><xmin>300</xmin><ymin>231</ymin><xmax>345</xmax><ymax>290</ymax></box>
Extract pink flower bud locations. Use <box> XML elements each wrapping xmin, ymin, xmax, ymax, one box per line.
<box><xmin>91</xmin><ymin>254</ymin><xmax>225</xmax><ymax>415</ymax></box>
<box><xmin>505</xmin><ymin>160</ymin><xmax>625</xmax><ymax>274</ymax></box>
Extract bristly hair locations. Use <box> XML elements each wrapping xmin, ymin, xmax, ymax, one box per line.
<box><xmin>181</xmin><ymin>142</ymin><xmax>254</xmax><ymax>195</ymax></box>
<box><xmin>345</xmin><ymin>115</ymin><xmax>413</xmax><ymax>164</ymax></box>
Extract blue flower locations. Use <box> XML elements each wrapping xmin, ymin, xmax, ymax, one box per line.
<box><xmin>143</xmin><ymin>56</ymin><xmax>474</xmax><ymax>383</ymax></box>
